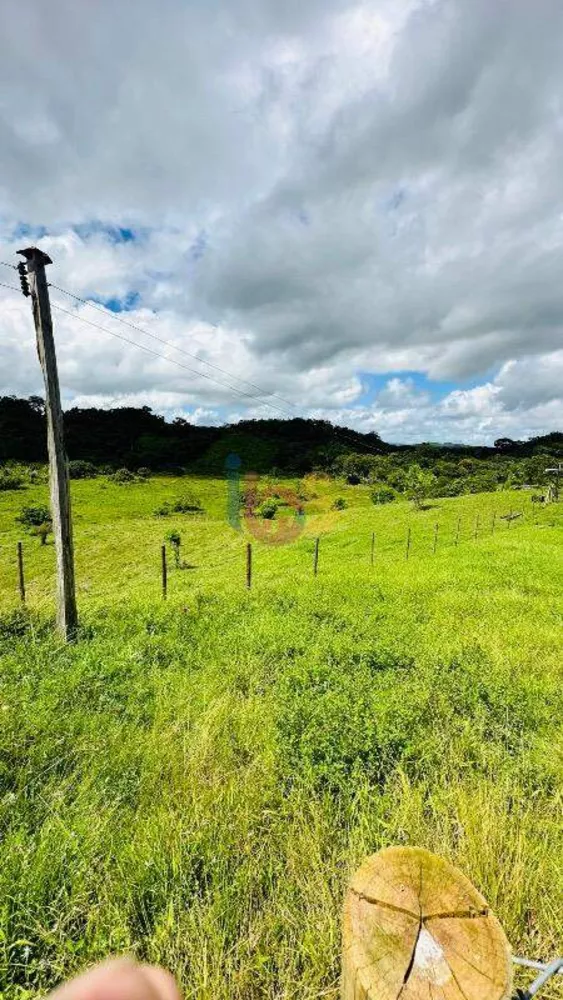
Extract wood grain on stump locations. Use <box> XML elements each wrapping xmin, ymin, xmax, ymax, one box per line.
<box><xmin>342</xmin><ymin>847</ymin><xmax>512</xmax><ymax>1000</ymax></box>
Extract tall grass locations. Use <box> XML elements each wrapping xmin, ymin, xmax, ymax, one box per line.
<box><xmin>0</xmin><ymin>477</ymin><xmax>561</xmax><ymax>999</ymax></box>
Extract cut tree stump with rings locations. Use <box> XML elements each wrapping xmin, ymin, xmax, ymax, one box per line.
<box><xmin>342</xmin><ymin>846</ymin><xmax>512</xmax><ymax>1000</ymax></box>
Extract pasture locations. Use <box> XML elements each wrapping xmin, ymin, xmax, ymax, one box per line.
<box><xmin>0</xmin><ymin>474</ymin><xmax>561</xmax><ymax>999</ymax></box>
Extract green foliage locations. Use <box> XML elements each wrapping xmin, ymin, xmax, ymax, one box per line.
<box><xmin>16</xmin><ymin>503</ymin><xmax>51</xmax><ymax>528</ymax></box>
<box><xmin>111</xmin><ymin>468</ymin><xmax>136</xmax><ymax>484</ymax></box>
<box><xmin>404</xmin><ymin>463</ymin><xmax>435</xmax><ymax>508</ymax></box>
<box><xmin>68</xmin><ymin>460</ymin><xmax>98</xmax><ymax>480</ymax></box>
<box><xmin>165</xmin><ymin>529</ymin><xmax>182</xmax><ymax>567</ymax></box>
<box><xmin>137</xmin><ymin>467</ymin><xmax>151</xmax><ymax>479</ymax></box>
<box><xmin>0</xmin><ymin>474</ymin><xmax>561</xmax><ymax>1000</ymax></box>
<box><xmin>0</xmin><ymin>469</ymin><xmax>24</xmax><ymax>491</ymax></box>
<box><xmin>256</xmin><ymin>498</ymin><xmax>278</xmax><ymax>519</ymax></box>
<box><xmin>154</xmin><ymin>493</ymin><xmax>204</xmax><ymax>517</ymax></box>
<box><xmin>370</xmin><ymin>484</ymin><xmax>397</xmax><ymax>505</ymax></box>
<box><xmin>31</xmin><ymin>521</ymin><xmax>52</xmax><ymax>545</ymax></box>
<box><xmin>331</xmin><ymin>496</ymin><xmax>347</xmax><ymax>510</ymax></box>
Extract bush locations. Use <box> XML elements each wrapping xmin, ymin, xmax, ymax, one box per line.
<box><xmin>331</xmin><ymin>496</ymin><xmax>347</xmax><ymax>510</ymax></box>
<box><xmin>31</xmin><ymin>522</ymin><xmax>52</xmax><ymax>545</ymax></box>
<box><xmin>137</xmin><ymin>467</ymin><xmax>151</xmax><ymax>479</ymax></box>
<box><xmin>170</xmin><ymin>494</ymin><xmax>204</xmax><ymax>514</ymax></box>
<box><xmin>68</xmin><ymin>460</ymin><xmax>97</xmax><ymax>480</ymax></box>
<box><xmin>154</xmin><ymin>494</ymin><xmax>204</xmax><ymax>517</ymax></box>
<box><xmin>370</xmin><ymin>485</ymin><xmax>397</xmax><ymax>504</ymax></box>
<box><xmin>165</xmin><ymin>530</ymin><xmax>182</xmax><ymax>567</ymax></box>
<box><xmin>256</xmin><ymin>499</ymin><xmax>277</xmax><ymax>519</ymax></box>
<box><xmin>0</xmin><ymin>470</ymin><xmax>24</xmax><ymax>491</ymax></box>
<box><xmin>112</xmin><ymin>468</ymin><xmax>136</xmax><ymax>484</ymax></box>
<box><xmin>17</xmin><ymin>504</ymin><xmax>51</xmax><ymax>528</ymax></box>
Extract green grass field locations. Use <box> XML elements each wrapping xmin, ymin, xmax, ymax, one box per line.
<box><xmin>0</xmin><ymin>475</ymin><xmax>562</xmax><ymax>999</ymax></box>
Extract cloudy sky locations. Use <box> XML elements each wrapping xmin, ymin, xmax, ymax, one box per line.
<box><xmin>1</xmin><ymin>0</ymin><xmax>562</xmax><ymax>444</ymax></box>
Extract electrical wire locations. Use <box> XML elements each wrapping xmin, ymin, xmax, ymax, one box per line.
<box><xmin>0</xmin><ymin>260</ymin><xmax>17</xmax><ymax>270</ymax></box>
<box><xmin>49</xmin><ymin>282</ymin><xmax>297</xmax><ymax>410</ymax></box>
<box><xmin>2</xmin><ymin>268</ymin><xmax>392</xmax><ymax>460</ymax></box>
<box><xmin>49</xmin><ymin>300</ymin><xmax>293</xmax><ymax>413</ymax></box>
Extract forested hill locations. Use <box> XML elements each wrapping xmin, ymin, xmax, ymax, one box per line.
<box><xmin>0</xmin><ymin>395</ymin><xmax>561</xmax><ymax>474</ymax></box>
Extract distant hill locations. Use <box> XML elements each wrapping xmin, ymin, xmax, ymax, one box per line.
<box><xmin>0</xmin><ymin>395</ymin><xmax>561</xmax><ymax>473</ymax></box>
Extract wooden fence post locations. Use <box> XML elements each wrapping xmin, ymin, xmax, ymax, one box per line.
<box><xmin>246</xmin><ymin>541</ymin><xmax>252</xmax><ymax>589</ymax></box>
<box><xmin>474</xmin><ymin>514</ymin><xmax>479</xmax><ymax>540</ymax></box>
<box><xmin>492</xmin><ymin>512</ymin><xmax>496</xmax><ymax>534</ymax></box>
<box><xmin>405</xmin><ymin>526</ymin><xmax>411</xmax><ymax>561</ymax></box>
<box><xmin>433</xmin><ymin>523</ymin><xmax>439</xmax><ymax>554</ymax></box>
<box><xmin>370</xmin><ymin>531</ymin><xmax>375</xmax><ymax>567</ymax></box>
<box><xmin>17</xmin><ymin>541</ymin><xmax>25</xmax><ymax>603</ymax></box>
<box><xmin>455</xmin><ymin>517</ymin><xmax>461</xmax><ymax>546</ymax></box>
<box><xmin>161</xmin><ymin>544</ymin><xmax>167</xmax><ymax>599</ymax></box>
<box><xmin>313</xmin><ymin>537</ymin><xmax>320</xmax><ymax>576</ymax></box>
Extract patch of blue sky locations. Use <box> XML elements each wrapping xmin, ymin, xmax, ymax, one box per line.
<box><xmin>93</xmin><ymin>291</ymin><xmax>141</xmax><ymax>313</ymax></box>
<box><xmin>72</xmin><ymin>221</ymin><xmax>149</xmax><ymax>244</ymax></box>
<box><xmin>11</xmin><ymin>222</ymin><xmax>49</xmax><ymax>242</ymax></box>
<box><xmin>356</xmin><ymin>370</ymin><xmax>490</xmax><ymax>406</ymax></box>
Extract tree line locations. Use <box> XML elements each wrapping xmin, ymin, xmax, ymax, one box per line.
<box><xmin>0</xmin><ymin>396</ymin><xmax>561</xmax><ymax>498</ymax></box>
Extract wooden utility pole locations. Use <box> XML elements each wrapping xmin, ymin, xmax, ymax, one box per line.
<box><xmin>405</xmin><ymin>526</ymin><xmax>411</xmax><ymax>560</ymax></box>
<box><xmin>18</xmin><ymin>248</ymin><xmax>77</xmax><ymax>640</ymax></box>
<box><xmin>313</xmin><ymin>537</ymin><xmax>320</xmax><ymax>576</ymax></box>
<box><xmin>246</xmin><ymin>542</ymin><xmax>252</xmax><ymax>589</ymax></box>
<box><xmin>370</xmin><ymin>531</ymin><xmax>375</xmax><ymax>567</ymax></box>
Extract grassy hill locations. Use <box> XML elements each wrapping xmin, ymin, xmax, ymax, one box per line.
<box><xmin>0</xmin><ymin>475</ymin><xmax>562</xmax><ymax>999</ymax></box>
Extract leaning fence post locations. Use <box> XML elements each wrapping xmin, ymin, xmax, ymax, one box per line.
<box><xmin>405</xmin><ymin>526</ymin><xmax>411</xmax><ymax>561</ymax></box>
<box><xmin>313</xmin><ymin>536</ymin><xmax>320</xmax><ymax>576</ymax></box>
<box><xmin>246</xmin><ymin>541</ymin><xmax>252</xmax><ymax>589</ymax></box>
<box><xmin>370</xmin><ymin>531</ymin><xmax>375</xmax><ymax>567</ymax></box>
<box><xmin>161</xmin><ymin>544</ymin><xmax>167</xmax><ymax>599</ymax></box>
<box><xmin>433</xmin><ymin>523</ymin><xmax>439</xmax><ymax>554</ymax></box>
<box><xmin>17</xmin><ymin>541</ymin><xmax>25</xmax><ymax>603</ymax></box>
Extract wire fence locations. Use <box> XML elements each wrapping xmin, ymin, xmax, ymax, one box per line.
<box><xmin>3</xmin><ymin>496</ymin><xmax>561</xmax><ymax>614</ymax></box>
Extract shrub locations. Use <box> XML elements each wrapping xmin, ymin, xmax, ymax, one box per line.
<box><xmin>331</xmin><ymin>496</ymin><xmax>347</xmax><ymax>510</ymax></box>
<box><xmin>0</xmin><ymin>471</ymin><xmax>24</xmax><ymax>491</ymax></box>
<box><xmin>17</xmin><ymin>504</ymin><xmax>51</xmax><ymax>528</ymax></box>
<box><xmin>154</xmin><ymin>503</ymin><xmax>172</xmax><ymax>517</ymax></box>
<box><xmin>256</xmin><ymin>499</ymin><xmax>277</xmax><ymax>519</ymax></box>
<box><xmin>370</xmin><ymin>485</ymin><xmax>397</xmax><ymax>504</ymax></box>
<box><xmin>112</xmin><ymin>468</ymin><xmax>136</xmax><ymax>484</ymax></box>
<box><xmin>154</xmin><ymin>494</ymin><xmax>204</xmax><ymax>518</ymax></box>
<box><xmin>137</xmin><ymin>467</ymin><xmax>151</xmax><ymax>479</ymax></box>
<box><xmin>171</xmin><ymin>494</ymin><xmax>204</xmax><ymax>514</ymax></box>
<box><xmin>165</xmin><ymin>530</ymin><xmax>182</xmax><ymax>567</ymax></box>
<box><xmin>68</xmin><ymin>460</ymin><xmax>97</xmax><ymax>480</ymax></box>
<box><xmin>31</xmin><ymin>522</ymin><xmax>52</xmax><ymax>545</ymax></box>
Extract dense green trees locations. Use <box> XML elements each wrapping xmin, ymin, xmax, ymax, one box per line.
<box><xmin>0</xmin><ymin>396</ymin><xmax>561</xmax><ymax>503</ymax></box>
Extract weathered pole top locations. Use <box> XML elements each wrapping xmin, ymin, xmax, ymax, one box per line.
<box><xmin>17</xmin><ymin>247</ymin><xmax>53</xmax><ymax>266</ymax></box>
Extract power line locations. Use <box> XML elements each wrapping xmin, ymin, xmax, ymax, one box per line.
<box><xmin>2</xmin><ymin>265</ymin><xmax>388</xmax><ymax>459</ymax></box>
<box><xmin>0</xmin><ymin>261</ymin><xmax>17</xmax><ymax>270</ymax></box>
<box><xmin>49</xmin><ymin>301</ymin><xmax>292</xmax><ymax>414</ymax></box>
<box><xmin>48</xmin><ymin>282</ymin><xmax>297</xmax><ymax>410</ymax></box>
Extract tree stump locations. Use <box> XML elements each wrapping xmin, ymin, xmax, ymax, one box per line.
<box><xmin>342</xmin><ymin>846</ymin><xmax>512</xmax><ymax>1000</ymax></box>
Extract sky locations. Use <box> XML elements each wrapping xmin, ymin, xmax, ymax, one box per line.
<box><xmin>1</xmin><ymin>0</ymin><xmax>562</xmax><ymax>445</ymax></box>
